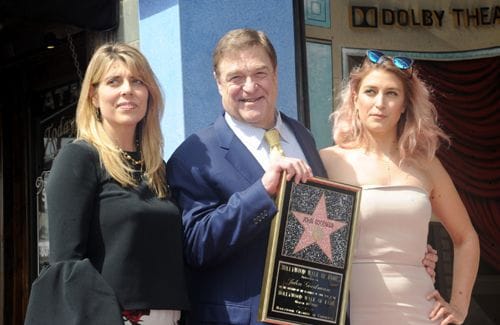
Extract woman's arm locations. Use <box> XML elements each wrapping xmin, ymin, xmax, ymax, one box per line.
<box><xmin>427</xmin><ymin>158</ymin><xmax>480</xmax><ymax>324</ymax></box>
<box><xmin>46</xmin><ymin>141</ymin><xmax>100</xmax><ymax>262</ymax></box>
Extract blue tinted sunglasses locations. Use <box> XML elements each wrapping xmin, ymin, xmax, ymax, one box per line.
<box><xmin>366</xmin><ymin>50</ymin><xmax>413</xmax><ymax>73</ymax></box>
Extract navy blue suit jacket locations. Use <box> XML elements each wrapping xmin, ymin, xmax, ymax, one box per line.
<box><xmin>167</xmin><ymin>113</ymin><xmax>326</xmax><ymax>324</ymax></box>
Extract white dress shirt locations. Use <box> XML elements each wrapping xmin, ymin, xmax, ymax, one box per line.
<box><xmin>224</xmin><ymin>112</ymin><xmax>308</xmax><ymax>170</ymax></box>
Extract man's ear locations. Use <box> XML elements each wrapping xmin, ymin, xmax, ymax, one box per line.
<box><xmin>214</xmin><ymin>71</ymin><xmax>224</xmax><ymax>96</ymax></box>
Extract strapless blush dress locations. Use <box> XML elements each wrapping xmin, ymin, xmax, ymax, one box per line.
<box><xmin>349</xmin><ymin>186</ymin><xmax>440</xmax><ymax>325</ymax></box>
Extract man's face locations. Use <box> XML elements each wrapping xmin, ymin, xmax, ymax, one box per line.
<box><xmin>215</xmin><ymin>46</ymin><xmax>278</xmax><ymax>129</ymax></box>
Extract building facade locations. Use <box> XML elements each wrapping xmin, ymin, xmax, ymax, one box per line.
<box><xmin>1</xmin><ymin>0</ymin><xmax>498</xmax><ymax>323</ymax></box>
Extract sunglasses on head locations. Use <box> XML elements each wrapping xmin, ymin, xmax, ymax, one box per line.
<box><xmin>366</xmin><ymin>50</ymin><xmax>414</xmax><ymax>74</ymax></box>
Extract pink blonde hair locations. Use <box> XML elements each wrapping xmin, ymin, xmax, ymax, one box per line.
<box><xmin>331</xmin><ymin>57</ymin><xmax>449</xmax><ymax>166</ymax></box>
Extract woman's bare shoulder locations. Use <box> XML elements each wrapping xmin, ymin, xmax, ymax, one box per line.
<box><xmin>320</xmin><ymin>145</ymin><xmax>357</xmax><ymax>160</ymax></box>
<box><xmin>320</xmin><ymin>145</ymin><xmax>360</xmax><ymax>182</ymax></box>
<box><xmin>320</xmin><ymin>144</ymin><xmax>346</xmax><ymax>155</ymax></box>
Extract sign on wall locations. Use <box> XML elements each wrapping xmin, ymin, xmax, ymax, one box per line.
<box><xmin>351</xmin><ymin>5</ymin><xmax>500</xmax><ymax>28</ymax></box>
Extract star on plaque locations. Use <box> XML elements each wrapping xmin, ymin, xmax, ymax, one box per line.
<box><xmin>292</xmin><ymin>194</ymin><xmax>347</xmax><ymax>261</ymax></box>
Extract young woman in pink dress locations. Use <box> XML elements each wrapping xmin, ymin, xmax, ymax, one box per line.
<box><xmin>320</xmin><ymin>50</ymin><xmax>480</xmax><ymax>325</ymax></box>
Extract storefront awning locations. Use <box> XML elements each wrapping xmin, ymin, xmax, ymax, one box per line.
<box><xmin>0</xmin><ymin>0</ymin><xmax>119</xmax><ymax>31</ymax></box>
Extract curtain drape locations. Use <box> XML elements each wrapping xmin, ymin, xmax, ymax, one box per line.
<box><xmin>416</xmin><ymin>57</ymin><xmax>500</xmax><ymax>271</ymax></box>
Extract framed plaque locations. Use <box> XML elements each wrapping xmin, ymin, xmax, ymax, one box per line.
<box><xmin>259</xmin><ymin>174</ymin><xmax>361</xmax><ymax>325</ymax></box>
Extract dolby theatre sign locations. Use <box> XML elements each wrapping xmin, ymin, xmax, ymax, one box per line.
<box><xmin>351</xmin><ymin>5</ymin><xmax>500</xmax><ymax>28</ymax></box>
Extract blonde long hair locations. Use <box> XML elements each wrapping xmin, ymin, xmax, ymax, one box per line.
<box><xmin>332</xmin><ymin>56</ymin><xmax>449</xmax><ymax>166</ymax></box>
<box><xmin>75</xmin><ymin>42</ymin><xmax>168</xmax><ymax>197</ymax></box>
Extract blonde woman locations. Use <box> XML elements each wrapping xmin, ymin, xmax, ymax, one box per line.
<box><xmin>25</xmin><ymin>43</ymin><xmax>189</xmax><ymax>325</ymax></box>
<box><xmin>320</xmin><ymin>50</ymin><xmax>479</xmax><ymax>325</ymax></box>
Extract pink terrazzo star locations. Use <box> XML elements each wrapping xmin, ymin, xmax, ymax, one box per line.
<box><xmin>292</xmin><ymin>194</ymin><xmax>347</xmax><ymax>261</ymax></box>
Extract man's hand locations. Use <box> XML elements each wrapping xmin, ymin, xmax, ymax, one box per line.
<box><xmin>261</xmin><ymin>157</ymin><xmax>312</xmax><ymax>196</ymax></box>
<box><xmin>422</xmin><ymin>244</ymin><xmax>438</xmax><ymax>283</ymax></box>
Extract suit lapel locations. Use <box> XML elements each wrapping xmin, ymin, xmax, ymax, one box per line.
<box><xmin>282</xmin><ymin>114</ymin><xmax>327</xmax><ymax>177</ymax></box>
<box><xmin>214</xmin><ymin>115</ymin><xmax>264</xmax><ymax>184</ymax></box>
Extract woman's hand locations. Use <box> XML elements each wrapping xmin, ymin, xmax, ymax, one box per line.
<box><xmin>427</xmin><ymin>290</ymin><xmax>466</xmax><ymax>325</ymax></box>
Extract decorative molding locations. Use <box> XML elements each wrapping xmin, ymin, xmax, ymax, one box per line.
<box><xmin>304</xmin><ymin>0</ymin><xmax>330</xmax><ymax>28</ymax></box>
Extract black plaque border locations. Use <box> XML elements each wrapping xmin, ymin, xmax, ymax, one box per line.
<box><xmin>259</xmin><ymin>174</ymin><xmax>361</xmax><ymax>325</ymax></box>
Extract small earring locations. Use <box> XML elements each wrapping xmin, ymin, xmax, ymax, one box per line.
<box><xmin>96</xmin><ymin>108</ymin><xmax>102</xmax><ymax>122</ymax></box>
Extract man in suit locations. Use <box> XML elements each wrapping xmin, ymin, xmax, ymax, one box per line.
<box><xmin>167</xmin><ymin>28</ymin><xmax>323</xmax><ymax>324</ymax></box>
<box><xmin>167</xmin><ymin>28</ymin><xmax>437</xmax><ymax>324</ymax></box>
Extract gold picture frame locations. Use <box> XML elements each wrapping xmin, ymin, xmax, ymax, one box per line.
<box><xmin>259</xmin><ymin>174</ymin><xmax>361</xmax><ymax>325</ymax></box>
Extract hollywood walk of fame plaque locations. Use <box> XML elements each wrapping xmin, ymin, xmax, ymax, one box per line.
<box><xmin>259</xmin><ymin>174</ymin><xmax>361</xmax><ymax>325</ymax></box>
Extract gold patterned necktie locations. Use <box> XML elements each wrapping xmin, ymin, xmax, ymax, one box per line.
<box><xmin>264</xmin><ymin>128</ymin><xmax>285</xmax><ymax>160</ymax></box>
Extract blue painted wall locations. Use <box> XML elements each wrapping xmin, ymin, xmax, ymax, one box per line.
<box><xmin>138</xmin><ymin>0</ymin><xmax>298</xmax><ymax>158</ymax></box>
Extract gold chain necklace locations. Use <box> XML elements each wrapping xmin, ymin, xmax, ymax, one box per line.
<box><xmin>120</xmin><ymin>150</ymin><xmax>143</xmax><ymax>166</ymax></box>
<box><xmin>118</xmin><ymin>139</ymin><xmax>143</xmax><ymax>166</ymax></box>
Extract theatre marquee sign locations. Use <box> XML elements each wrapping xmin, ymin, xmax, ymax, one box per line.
<box><xmin>351</xmin><ymin>5</ymin><xmax>500</xmax><ymax>28</ymax></box>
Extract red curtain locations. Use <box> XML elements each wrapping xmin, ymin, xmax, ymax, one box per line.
<box><xmin>416</xmin><ymin>57</ymin><xmax>500</xmax><ymax>271</ymax></box>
